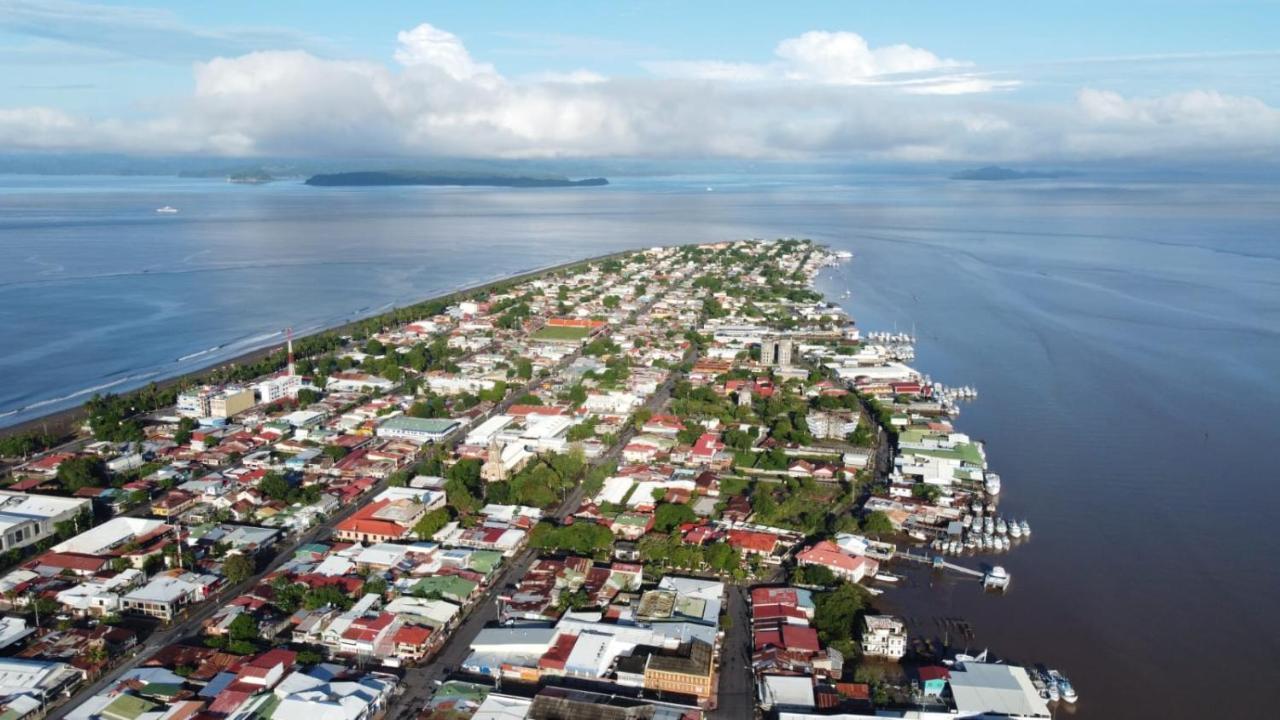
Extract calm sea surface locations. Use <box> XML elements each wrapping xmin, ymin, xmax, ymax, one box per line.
<box><xmin>1</xmin><ymin>173</ymin><xmax>1277</xmax><ymax>717</ymax></box>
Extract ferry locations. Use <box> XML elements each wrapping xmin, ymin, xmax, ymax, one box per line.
<box><xmin>155</xmin><ymin>206</ymin><xmax>179</xmax><ymax>214</ymax></box>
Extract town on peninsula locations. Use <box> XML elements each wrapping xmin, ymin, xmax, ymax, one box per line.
<box><xmin>0</xmin><ymin>239</ymin><xmax>1072</xmax><ymax>720</ymax></box>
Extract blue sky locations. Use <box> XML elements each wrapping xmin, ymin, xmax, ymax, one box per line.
<box><xmin>1</xmin><ymin>0</ymin><xmax>1278</xmax><ymax>162</ymax></box>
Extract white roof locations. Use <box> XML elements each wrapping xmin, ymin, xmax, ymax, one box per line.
<box><xmin>0</xmin><ymin>491</ymin><xmax>89</xmax><ymax>521</ymax></box>
<box><xmin>594</xmin><ymin>476</ymin><xmax>634</xmax><ymax>505</ymax></box>
<box><xmin>564</xmin><ymin>631</ymin><xmax>616</xmax><ymax>677</ymax></box>
<box><xmin>472</xmin><ymin>694</ymin><xmax>533</xmax><ymax>720</ymax></box>
<box><xmin>761</xmin><ymin>674</ymin><xmax>815</xmax><ymax>709</ymax></box>
<box><xmin>949</xmin><ymin>662</ymin><xmax>1051</xmax><ymax>718</ymax></box>
<box><xmin>124</xmin><ymin>574</ymin><xmax>201</xmax><ymax>603</ymax></box>
<box><xmin>53</xmin><ymin>517</ymin><xmax>168</xmax><ymax>555</ymax></box>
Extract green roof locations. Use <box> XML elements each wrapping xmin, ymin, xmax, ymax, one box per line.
<box><xmin>466</xmin><ymin>550</ymin><xmax>503</xmax><ymax>575</ymax></box>
<box><xmin>102</xmin><ymin>695</ymin><xmax>158</xmax><ymax>720</ymax></box>
<box><xmin>909</xmin><ymin>444</ymin><xmax>985</xmax><ymax>467</ymax></box>
<box><xmin>412</xmin><ymin>575</ymin><xmax>478</xmax><ymax>601</ymax></box>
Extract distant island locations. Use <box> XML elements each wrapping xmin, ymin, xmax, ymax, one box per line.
<box><xmin>227</xmin><ymin>170</ymin><xmax>276</xmax><ymax>184</ymax></box>
<box><xmin>305</xmin><ymin>171</ymin><xmax>609</xmax><ymax>188</ymax></box>
<box><xmin>950</xmin><ymin>165</ymin><xmax>1075</xmax><ymax>181</ymax></box>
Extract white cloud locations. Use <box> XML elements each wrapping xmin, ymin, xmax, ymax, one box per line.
<box><xmin>0</xmin><ymin>23</ymin><xmax>1276</xmax><ymax>164</ymax></box>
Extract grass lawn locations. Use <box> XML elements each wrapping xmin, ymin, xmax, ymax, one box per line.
<box><xmin>531</xmin><ymin>325</ymin><xmax>592</xmax><ymax>341</ymax></box>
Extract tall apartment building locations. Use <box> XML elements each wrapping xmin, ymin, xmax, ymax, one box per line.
<box><xmin>761</xmin><ymin>336</ymin><xmax>793</xmax><ymax>367</ymax></box>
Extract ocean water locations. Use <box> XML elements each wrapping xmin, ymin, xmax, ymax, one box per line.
<box><xmin>1</xmin><ymin>172</ymin><xmax>1277</xmax><ymax>717</ymax></box>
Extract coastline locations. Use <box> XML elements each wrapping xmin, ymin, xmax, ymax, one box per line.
<box><xmin>0</xmin><ymin>248</ymin><xmax>639</xmax><ymax>442</ymax></box>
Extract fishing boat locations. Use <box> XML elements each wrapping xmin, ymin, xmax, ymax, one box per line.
<box><xmin>155</xmin><ymin>205</ymin><xmax>179</xmax><ymax>214</ymax></box>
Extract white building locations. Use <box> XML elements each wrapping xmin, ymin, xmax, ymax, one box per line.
<box><xmin>861</xmin><ymin>615</ymin><xmax>907</xmax><ymax>660</ymax></box>
<box><xmin>0</xmin><ymin>491</ymin><xmax>91</xmax><ymax>553</ymax></box>
<box><xmin>257</xmin><ymin>374</ymin><xmax>303</xmax><ymax>403</ymax></box>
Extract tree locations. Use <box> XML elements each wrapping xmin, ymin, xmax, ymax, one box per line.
<box><xmin>912</xmin><ymin>483</ymin><xmax>942</xmax><ymax>504</ymax></box>
<box><xmin>515</xmin><ymin>358</ymin><xmax>533</xmax><ymax>380</ymax></box>
<box><xmin>174</xmin><ymin>416</ymin><xmax>197</xmax><ymax>445</ymax></box>
<box><xmin>228</xmin><ymin>612</ymin><xmax>260</xmax><ymax>644</ymax></box>
<box><xmin>860</xmin><ymin>511</ymin><xmax>895</xmax><ymax>536</ymax></box>
<box><xmin>56</xmin><ymin>456</ymin><xmax>107</xmax><ymax>492</ymax></box>
<box><xmin>653</xmin><ymin>503</ymin><xmax>696</xmax><ymax>533</ymax></box>
<box><xmin>322</xmin><ymin>445</ymin><xmax>349</xmax><ymax>461</ymax></box>
<box><xmin>413</xmin><ymin>508</ymin><xmax>452</xmax><ymax>539</ymax></box>
<box><xmin>259</xmin><ymin>472</ymin><xmax>291</xmax><ymax>502</ymax></box>
<box><xmin>222</xmin><ymin>554</ymin><xmax>255</xmax><ymax>584</ymax></box>
<box><xmin>297</xmin><ymin>388</ymin><xmax>321</xmax><ymax>405</ymax></box>
<box><xmin>814</xmin><ymin>582</ymin><xmax>868</xmax><ymax>645</ymax></box>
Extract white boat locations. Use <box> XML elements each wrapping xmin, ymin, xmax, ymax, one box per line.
<box><xmin>1050</xmin><ymin>670</ymin><xmax>1077</xmax><ymax>703</ymax></box>
<box><xmin>874</xmin><ymin>572</ymin><xmax>901</xmax><ymax>583</ymax></box>
<box><xmin>983</xmin><ymin>566</ymin><xmax>1010</xmax><ymax>591</ymax></box>
<box><xmin>1042</xmin><ymin>671</ymin><xmax>1060</xmax><ymax>702</ymax></box>
<box><xmin>985</xmin><ymin>472</ymin><xmax>1001</xmax><ymax>495</ymax></box>
<box><xmin>866</xmin><ymin>586</ymin><xmax>885</xmax><ymax>596</ymax></box>
<box><xmin>996</xmin><ymin>518</ymin><xmax>1008</xmax><ymax>535</ymax></box>
<box><xmin>997</xmin><ymin>536</ymin><xmax>1009</xmax><ymax>551</ymax></box>
<box><xmin>1009</xmin><ymin>522</ymin><xmax>1023</xmax><ymax>539</ymax></box>
<box><xmin>1020</xmin><ymin>519</ymin><xmax>1031</xmax><ymax>536</ymax></box>
<box><xmin>155</xmin><ymin>206</ymin><xmax>179</xmax><ymax>214</ymax></box>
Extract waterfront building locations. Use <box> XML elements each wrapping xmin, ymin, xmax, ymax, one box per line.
<box><xmin>861</xmin><ymin>615</ymin><xmax>907</xmax><ymax>660</ymax></box>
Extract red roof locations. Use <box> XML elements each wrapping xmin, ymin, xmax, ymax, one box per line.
<box><xmin>508</xmin><ymin>405</ymin><xmax>565</xmax><ymax>417</ymax></box>
<box><xmin>539</xmin><ymin>632</ymin><xmax>579</xmax><ymax>670</ymax></box>
<box><xmin>393</xmin><ymin>624</ymin><xmax>432</xmax><ymax>646</ymax></box>
<box><xmin>343</xmin><ymin>613</ymin><xmax>396</xmax><ymax>642</ymax></box>
<box><xmin>33</xmin><ymin>552</ymin><xmax>107</xmax><ymax>573</ymax></box>
<box><xmin>780</xmin><ymin>624</ymin><xmax>821</xmax><ymax>652</ymax></box>
<box><xmin>919</xmin><ymin>666</ymin><xmax>951</xmax><ymax>682</ymax></box>
<box><xmin>751</xmin><ymin>587</ymin><xmax>800</xmax><ymax>608</ymax></box>
<box><xmin>796</xmin><ymin>541</ymin><xmax>878</xmax><ymax>576</ymax></box>
<box><xmin>727</xmin><ymin>529</ymin><xmax>778</xmax><ymax>554</ymax></box>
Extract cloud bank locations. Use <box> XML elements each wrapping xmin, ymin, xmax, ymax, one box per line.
<box><xmin>1</xmin><ymin>22</ymin><xmax>1277</xmax><ymax>164</ymax></box>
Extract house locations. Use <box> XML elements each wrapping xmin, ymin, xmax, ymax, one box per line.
<box><xmin>795</xmin><ymin>540</ymin><xmax>879</xmax><ymax>583</ymax></box>
<box><xmin>150</xmin><ymin>490</ymin><xmax>196</xmax><ymax>518</ymax></box>
<box><xmin>334</xmin><ymin>499</ymin><xmax>426</xmax><ymax>544</ymax></box>
<box><xmin>861</xmin><ymin>615</ymin><xmax>907</xmax><ymax>659</ymax></box>
<box><xmin>121</xmin><ymin>573</ymin><xmax>210</xmax><ymax>621</ymax></box>
<box><xmin>727</xmin><ymin>529</ymin><xmax>778</xmax><ymax>556</ymax></box>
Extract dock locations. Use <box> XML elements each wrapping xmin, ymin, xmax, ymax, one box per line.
<box><xmin>896</xmin><ymin>550</ymin><xmax>986</xmax><ymax>579</ymax></box>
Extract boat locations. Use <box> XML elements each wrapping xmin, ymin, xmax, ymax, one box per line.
<box><xmin>873</xmin><ymin>572</ymin><xmax>902</xmax><ymax>583</ymax></box>
<box><xmin>907</xmin><ymin>529</ymin><xmax>928</xmax><ymax>542</ymax></box>
<box><xmin>1041</xmin><ymin>670</ymin><xmax>1060</xmax><ymax>702</ymax></box>
<box><xmin>985</xmin><ymin>472</ymin><xmax>1002</xmax><ymax>495</ymax></box>
<box><xmin>996</xmin><ymin>518</ymin><xmax>1008</xmax><ymax>535</ymax></box>
<box><xmin>1009</xmin><ymin>522</ymin><xmax>1023</xmax><ymax>539</ymax></box>
<box><xmin>865</xmin><ymin>586</ymin><xmax>885</xmax><ymax>596</ymax></box>
<box><xmin>983</xmin><ymin>566</ymin><xmax>1010</xmax><ymax>591</ymax></box>
<box><xmin>1050</xmin><ymin>670</ymin><xmax>1077</xmax><ymax>703</ymax></box>
<box><xmin>1020</xmin><ymin>519</ymin><xmax>1031</xmax><ymax>536</ymax></box>
<box><xmin>155</xmin><ymin>206</ymin><xmax>179</xmax><ymax>214</ymax></box>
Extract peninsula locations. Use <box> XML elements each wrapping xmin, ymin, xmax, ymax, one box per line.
<box><xmin>305</xmin><ymin>170</ymin><xmax>609</xmax><ymax>188</ymax></box>
<box><xmin>0</xmin><ymin>240</ymin><xmax>1070</xmax><ymax>720</ymax></box>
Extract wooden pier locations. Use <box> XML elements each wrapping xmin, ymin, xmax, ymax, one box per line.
<box><xmin>896</xmin><ymin>550</ymin><xmax>986</xmax><ymax>578</ymax></box>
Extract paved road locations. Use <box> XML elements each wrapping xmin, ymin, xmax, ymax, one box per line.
<box><xmin>710</xmin><ymin>585</ymin><xmax>754</xmax><ymax>719</ymax></box>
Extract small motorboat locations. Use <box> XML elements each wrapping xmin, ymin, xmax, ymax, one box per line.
<box><xmin>155</xmin><ymin>205</ymin><xmax>179</xmax><ymax>214</ymax></box>
<box><xmin>874</xmin><ymin>572</ymin><xmax>902</xmax><ymax>583</ymax></box>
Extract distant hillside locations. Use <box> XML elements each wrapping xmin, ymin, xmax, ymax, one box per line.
<box><xmin>951</xmin><ymin>166</ymin><xmax>1075</xmax><ymax>181</ymax></box>
<box><xmin>305</xmin><ymin>171</ymin><xmax>609</xmax><ymax>188</ymax></box>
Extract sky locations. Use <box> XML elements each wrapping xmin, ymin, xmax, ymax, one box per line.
<box><xmin>1</xmin><ymin>0</ymin><xmax>1278</xmax><ymax>165</ymax></box>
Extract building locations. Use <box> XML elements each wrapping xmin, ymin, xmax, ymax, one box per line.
<box><xmin>861</xmin><ymin>615</ymin><xmax>907</xmax><ymax>660</ymax></box>
<box><xmin>640</xmin><ymin>639</ymin><xmax>715</xmax><ymax>703</ymax></box>
<box><xmin>761</xmin><ymin>336</ymin><xmax>793</xmax><ymax>367</ymax></box>
<box><xmin>256</xmin><ymin>374</ymin><xmax>302</xmax><ymax>404</ymax></box>
<box><xmin>0</xmin><ymin>491</ymin><xmax>91</xmax><ymax>554</ymax></box>
<box><xmin>0</xmin><ymin>657</ymin><xmax>84</xmax><ymax>714</ymax></box>
<box><xmin>177</xmin><ymin>386</ymin><xmax>255</xmax><ymax>419</ymax></box>
<box><xmin>807</xmin><ymin>410</ymin><xmax>859</xmax><ymax>440</ymax></box>
<box><xmin>375</xmin><ymin>416</ymin><xmax>460</xmax><ymax>444</ymax></box>
<box><xmin>795</xmin><ymin>540</ymin><xmax>879</xmax><ymax>583</ymax></box>
<box><xmin>121</xmin><ymin>574</ymin><xmax>208</xmax><ymax>620</ymax></box>
<box><xmin>334</xmin><ymin>499</ymin><xmax>427</xmax><ymax>544</ymax></box>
